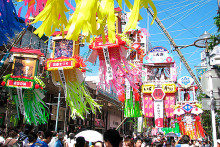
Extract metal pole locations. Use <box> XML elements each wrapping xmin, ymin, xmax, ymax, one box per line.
<box><xmin>209</xmin><ymin>73</ymin><xmax>217</xmax><ymax>147</ymax></box>
<box><xmin>116</xmin><ymin>117</ymin><xmax>127</xmax><ymax>130</ymax></box>
<box><xmin>64</xmin><ymin>103</ymin><xmax>67</xmax><ymax>133</ymax></box>
<box><xmin>55</xmin><ymin>87</ymin><xmax>61</xmax><ymax>132</ymax></box>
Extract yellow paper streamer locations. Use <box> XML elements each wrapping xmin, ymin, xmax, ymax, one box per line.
<box><xmin>19</xmin><ymin>0</ymin><xmax>157</xmax><ymax>43</ymax></box>
<box><xmin>31</xmin><ymin>0</ymin><xmax>68</xmax><ymax>38</ymax></box>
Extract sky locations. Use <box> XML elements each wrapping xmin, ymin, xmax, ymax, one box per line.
<box><xmin>14</xmin><ymin>0</ymin><xmax>218</xmax><ymax>80</ymax></box>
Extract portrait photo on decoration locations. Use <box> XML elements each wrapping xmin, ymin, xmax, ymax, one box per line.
<box><xmin>13</xmin><ymin>57</ymin><xmax>36</xmax><ymax>77</ymax></box>
<box><xmin>54</xmin><ymin>39</ymin><xmax>73</xmax><ymax>58</ymax></box>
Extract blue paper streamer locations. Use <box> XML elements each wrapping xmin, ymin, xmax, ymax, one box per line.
<box><xmin>0</xmin><ymin>0</ymin><xmax>26</xmax><ymax>46</ymax></box>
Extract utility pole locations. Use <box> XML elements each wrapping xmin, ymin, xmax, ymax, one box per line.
<box><xmin>146</xmin><ymin>8</ymin><xmax>202</xmax><ymax>92</ymax></box>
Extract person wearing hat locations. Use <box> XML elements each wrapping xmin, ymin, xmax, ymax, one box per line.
<box><xmin>54</xmin><ymin>132</ymin><xmax>64</xmax><ymax>147</ymax></box>
<box><xmin>103</xmin><ymin>129</ymin><xmax>123</xmax><ymax>147</ymax></box>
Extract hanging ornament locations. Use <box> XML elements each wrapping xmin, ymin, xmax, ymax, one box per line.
<box><xmin>45</xmin><ymin>35</ymin><xmax>101</xmax><ymax>119</ymax></box>
<box><xmin>17</xmin><ymin>0</ymin><xmax>157</xmax><ymax>43</ymax></box>
<box><xmin>2</xmin><ymin>48</ymin><xmax>48</xmax><ymax>125</ymax></box>
<box><xmin>0</xmin><ymin>0</ymin><xmax>26</xmax><ymax>46</ymax></box>
<box><xmin>89</xmin><ymin>35</ymin><xmax>139</xmax><ymax>93</ymax></box>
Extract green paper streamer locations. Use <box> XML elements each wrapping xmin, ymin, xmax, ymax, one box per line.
<box><xmin>124</xmin><ymin>89</ymin><xmax>141</xmax><ymax>117</ymax></box>
<box><xmin>12</xmin><ymin>89</ymin><xmax>49</xmax><ymax>125</ymax></box>
<box><xmin>66</xmin><ymin>80</ymin><xmax>101</xmax><ymax>119</ymax></box>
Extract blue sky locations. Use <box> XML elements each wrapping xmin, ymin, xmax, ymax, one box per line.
<box><xmin>15</xmin><ymin>0</ymin><xmax>218</xmax><ymax>79</ymax></box>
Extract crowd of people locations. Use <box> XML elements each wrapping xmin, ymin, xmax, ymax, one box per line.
<box><xmin>0</xmin><ymin>125</ymin><xmax>218</xmax><ymax>147</ymax></box>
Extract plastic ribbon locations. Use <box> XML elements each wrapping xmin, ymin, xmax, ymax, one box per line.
<box><xmin>30</xmin><ymin>0</ymin><xmax>68</xmax><ymax>38</ymax></box>
<box><xmin>195</xmin><ymin>116</ymin><xmax>205</xmax><ymax>138</ymax></box>
<box><xmin>51</xmin><ymin>69</ymin><xmax>101</xmax><ymax>119</ymax></box>
<box><xmin>0</xmin><ymin>52</ymin><xmax>10</xmax><ymax>69</ymax></box>
<box><xmin>18</xmin><ymin>0</ymin><xmax>156</xmax><ymax>43</ymax></box>
<box><xmin>17</xmin><ymin>87</ymin><xmax>25</xmax><ymax>115</ymax></box>
<box><xmin>0</xmin><ymin>0</ymin><xmax>25</xmax><ymax>46</ymax></box>
<box><xmin>12</xmin><ymin>89</ymin><xmax>49</xmax><ymax>125</ymax></box>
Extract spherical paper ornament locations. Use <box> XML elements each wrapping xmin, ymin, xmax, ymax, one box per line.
<box><xmin>1</xmin><ymin>81</ymin><xmax>5</xmax><ymax>86</ymax></box>
<box><xmin>35</xmin><ymin>84</ymin><xmax>40</xmax><ymax>89</ymax></box>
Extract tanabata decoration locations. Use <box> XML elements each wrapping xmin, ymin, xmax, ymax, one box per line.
<box><xmin>0</xmin><ymin>0</ymin><xmax>25</xmax><ymax>46</ymax></box>
<box><xmin>17</xmin><ymin>0</ymin><xmax>75</xmax><ymax>22</ymax></box>
<box><xmin>174</xmin><ymin>76</ymin><xmax>205</xmax><ymax>139</ymax></box>
<box><xmin>88</xmin><ymin>35</ymin><xmax>139</xmax><ymax>93</ymax></box>
<box><xmin>17</xmin><ymin>0</ymin><xmax>157</xmax><ymax>43</ymax></box>
<box><xmin>124</xmin><ymin>87</ymin><xmax>142</xmax><ymax>117</ymax></box>
<box><xmin>1</xmin><ymin>48</ymin><xmax>48</xmax><ymax>125</ymax></box>
<box><xmin>45</xmin><ymin>36</ymin><xmax>100</xmax><ymax>119</ymax></box>
<box><xmin>116</xmin><ymin>63</ymin><xmax>142</xmax><ymax>117</ymax></box>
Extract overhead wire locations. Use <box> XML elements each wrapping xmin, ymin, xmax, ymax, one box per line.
<box><xmin>173</xmin><ymin>9</ymin><xmax>216</xmax><ymax>38</ymax></box>
<box><xmin>160</xmin><ymin>1</ymin><xmax>202</xmax><ymax>21</ymax></box>
<box><xmin>158</xmin><ymin>0</ymin><xmax>200</xmax><ymax>14</ymax></box>
<box><xmin>166</xmin><ymin>0</ymin><xmax>211</xmax><ymax>30</ymax></box>
<box><xmin>150</xmin><ymin>25</ymin><xmax>213</xmax><ymax>36</ymax></box>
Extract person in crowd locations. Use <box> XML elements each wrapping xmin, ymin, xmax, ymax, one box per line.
<box><xmin>3</xmin><ymin>128</ymin><xmax>18</xmax><ymax>146</ymax></box>
<box><xmin>123</xmin><ymin>138</ymin><xmax>134</xmax><ymax>147</ymax></box>
<box><xmin>31</xmin><ymin>130</ymin><xmax>53</xmax><ymax>147</ymax></box>
<box><xmin>27</xmin><ymin>132</ymin><xmax>38</xmax><ymax>146</ymax></box>
<box><xmin>16</xmin><ymin>125</ymin><xmax>24</xmax><ymax>137</ymax></box>
<box><xmin>55</xmin><ymin>132</ymin><xmax>64</xmax><ymax>147</ymax></box>
<box><xmin>0</xmin><ymin>130</ymin><xmax>5</xmax><ymax>146</ymax></box>
<box><xmin>142</xmin><ymin>137</ymin><xmax>152</xmax><ymax>147</ymax></box>
<box><xmin>18</xmin><ymin>124</ymin><xmax>35</xmax><ymax>147</ymax></box>
<box><xmin>75</xmin><ymin>137</ymin><xmax>86</xmax><ymax>147</ymax></box>
<box><xmin>202</xmin><ymin>140</ymin><xmax>211</xmax><ymax>147</ymax></box>
<box><xmin>37</xmin><ymin>131</ymin><xmax>44</xmax><ymax>142</ymax></box>
<box><xmin>134</xmin><ymin>137</ymin><xmax>142</xmax><ymax>147</ymax></box>
<box><xmin>48</xmin><ymin>131</ymin><xmax>58</xmax><ymax>147</ymax></box>
<box><xmin>174</xmin><ymin>135</ymin><xmax>190</xmax><ymax>147</ymax></box>
<box><xmin>103</xmin><ymin>129</ymin><xmax>123</xmax><ymax>147</ymax></box>
<box><xmin>217</xmin><ymin>139</ymin><xmax>220</xmax><ymax>147</ymax></box>
<box><xmin>94</xmin><ymin>141</ymin><xmax>104</xmax><ymax>147</ymax></box>
<box><xmin>197</xmin><ymin>138</ymin><xmax>203</xmax><ymax>147</ymax></box>
<box><xmin>65</xmin><ymin>133</ymin><xmax>75</xmax><ymax>147</ymax></box>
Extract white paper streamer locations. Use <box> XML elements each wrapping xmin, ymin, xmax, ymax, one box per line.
<box><xmin>58</xmin><ymin>67</ymin><xmax>67</xmax><ymax>98</ymax></box>
<box><xmin>103</xmin><ymin>46</ymin><xmax>113</xmax><ymax>81</ymax></box>
<box><xmin>125</xmin><ymin>78</ymin><xmax>130</xmax><ymax>99</ymax></box>
<box><xmin>17</xmin><ymin>87</ymin><xmax>25</xmax><ymax>115</ymax></box>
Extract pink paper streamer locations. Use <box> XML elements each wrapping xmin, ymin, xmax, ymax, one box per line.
<box><xmin>143</xmin><ymin>94</ymin><xmax>154</xmax><ymax>118</ymax></box>
<box><xmin>65</xmin><ymin>0</ymin><xmax>75</xmax><ymax>11</ymax></box>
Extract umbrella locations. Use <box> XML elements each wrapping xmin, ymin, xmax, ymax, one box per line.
<box><xmin>165</xmin><ymin>132</ymin><xmax>177</xmax><ymax>137</ymax></box>
<box><xmin>75</xmin><ymin>130</ymin><xmax>103</xmax><ymax>142</ymax></box>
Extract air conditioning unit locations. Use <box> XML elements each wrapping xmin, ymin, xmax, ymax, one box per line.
<box><xmin>210</xmin><ymin>55</ymin><xmax>220</xmax><ymax>66</ymax></box>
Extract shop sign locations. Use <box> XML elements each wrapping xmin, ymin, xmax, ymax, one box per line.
<box><xmin>143</xmin><ymin>46</ymin><xmax>174</xmax><ymax>64</ymax></box>
<box><xmin>142</xmin><ymin>84</ymin><xmax>155</xmax><ymax>93</ymax></box>
<box><xmin>7</xmin><ymin>80</ymin><xmax>33</xmax><ymax>88</ymax></box>
<box><xmin>162</xmin><ymin>84</ymin><xmax>176</xmax><ymax>93</ymax></box>
<box><xmin>149</xmin><ymin>46</ymin><xmax>169</xmax><ymax>53</ymax></box>
<box><xmin>152</xmin><ymin>88</ymin><xmax>165</xmax><ymax>100</ymax></box>
<box><xmin>126</xmin><ymin>79</ymin><xmax>131</xmax><ymax>99</ymax></box>
<box><xmin>154</xmin><ymin>101</ymin><xmax>163</xmax><ymax>128</ymax></box>
<box><xmin>103</xmin><ymin>46</ymin><xmax>113</xmax><ymax>81</ymax></box>
<box><xmin>49</xmin><ymin>60</ymin><xmax>73</xmax><ymax>68</ymax></box>
<box><xmin>178</xmin><ymin>76</ymin><xmax>194</xmax><ymax>88</ymax></box>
